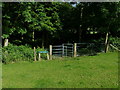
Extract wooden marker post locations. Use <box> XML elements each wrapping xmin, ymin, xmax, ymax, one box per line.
<box><xmin>74</xmin><ymin>43</ymin><xmax>77</xmax><ymax>57</ymax></box>
<box><xmin>38</xmin><ymin>53</ymin><xmax>41</xmax><ymax>61</ymax></box>
<box><xmin>47</xmin><ymin>53</ymin><xmax>49</xmax><ymax>60</ymax></box>
<box><xmin>49</xmin><ymin>45</ymin><xmax>52</xmax><ymax>60</ymax></box>
<box><xmin>34</xmin><ymin>47</ymin><xmax>36</xmax><ymax>61</ymax></box>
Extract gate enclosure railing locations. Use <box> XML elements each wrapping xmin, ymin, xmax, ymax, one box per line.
<box><xmin>52</xmin><ymin>43</ymin><xmax>74</xmax><ymax>57</ymax></box>
<box><xmin>49</xmin><ymin>43</ymin><xmax>105</xmax><ymax>60</ymax></box>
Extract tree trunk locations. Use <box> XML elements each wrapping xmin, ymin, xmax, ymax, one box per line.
<box><xmin>32</xmin><ymin>30</ymin><xmax>35</xmax><ymax>42</ymax></box>
<box><xmin>45</xmin><ymin>31</ymin><xmax>48</xmax><ymax>47</ymax></box>
<box><xmin>42</xmin><ymin>31</ymin><xmax>44</xmax><ymax>49</ymax></box>
<box><xmin>78</xmin><ymin>7</ymin><xmax>83</xmax><ymax>42</ymax></box>
<box><xmin>4</xmin><ymin>39</ymin><xmax>8</xmax><ymax>47</ymax></box>
<box><xmin>34</xmin><ymin>47</ymin><xmax>36</xmax><ymax>61</ymax></box>
<box><xmin>78</xmin><ymin>25</ymin><xmax>82</xmax><ymax>42</ymax></box>
<box><xmin>105</xmin><ymin>32</ymin><xmax>109</xmax><ymax>53</ymax></box>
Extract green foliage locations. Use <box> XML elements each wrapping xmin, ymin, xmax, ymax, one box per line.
<box><xmin>2</xmin><ymin>3</ymin><xmax>28</xmax><ymax>39</ymax></box>
<box><xmin>109</xmin><ymin>37</ymin><xmax>120</xmax><ymax>44</ymax></box>
<box><xmin>75</xmin><ymin>2</ymin><xmax>120</xmax><ymax>42</ymax></box>
<box><xmin>2</xmin><ymin>2</ymin><xmax>120</xmax><ymax>47</ymax></box>
<box><xmin>2</xmin><ymin>44</ymin><xmax>49</xmax><ymax>64</ymax></box>
<box><xmin>2</xmin><ymin>44</ymin><xmax>34</xmax><ymax>64</ymax></box>
<box><xmin>2</xmin><ymin>2</ymin><xmax>62</xmax><ymax>47</ymax></box>
<box><xmin>109</xmin><ymin>37</ymin><xmax>120</xmax><ymax>51</ymax></box>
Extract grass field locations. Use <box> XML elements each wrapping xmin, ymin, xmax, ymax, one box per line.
<box><xmin>2</xmin><ymin>52</ymin><xmax>118</xmax><ymax>88</ymax></box>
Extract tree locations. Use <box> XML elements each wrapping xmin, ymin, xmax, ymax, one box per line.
<box><xmin>2</xmin><ymin>2</ymin><xmax>62</xmax><ymax>48</ymax></box>
<box><xmin>2</xmin><ymin>3</ymin><xmax>27</xmax><ymax>46</ymax></box>
<box><xmin>2</xmin><ymin>2</ymin><xmax>119</xmax><ymax>49</ymax></box>
<box><xmin>75</xmin><ymin>2</ymin><xmax>120</xmax><ymax>45</ymax></box>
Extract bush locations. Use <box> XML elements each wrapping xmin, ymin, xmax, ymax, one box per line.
<box><xmin>109</xmin><ymin>37</ymin><xmax>120</xmax><ymax>51</ymax></box>
<box><xmin>109</xmin><ymin>37</ymin><xmax>120</xmax><ymax>44</ymax></box>
<box><xmin>2</xmin><ymin>44</ymin><xmax>49</xmax><ymax>64</ymax></box>
<box><xmin>2</xmin><ymin>44</ymin><xmax>34</xmax><ymax>64</ymax></box>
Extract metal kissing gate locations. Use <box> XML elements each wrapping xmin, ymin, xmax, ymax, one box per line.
<box><xmin>52</xmin><ymin>43</ymin><xmax>74</xmax><ymax>57</ymax></box>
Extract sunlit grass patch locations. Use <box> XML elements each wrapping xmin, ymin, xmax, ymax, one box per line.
<box><xmin>2</xmin><ymin>52</ymin><xmax>118</xmax><ymax>88</ymax></box>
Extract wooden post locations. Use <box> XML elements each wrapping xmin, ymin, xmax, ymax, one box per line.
<box><xmin>74</xmin><ymin>43</ymin><xmax>77</xmax><ymax>57</ymax></box>
<box><xmin>62</xmin><ymin>44</ymin><xmax>64</xmax><ymax>57</ymax></box>
<box><xmin>34</xmin><ymin>47</ymin><xmax>36</xmax><ymax>61</ymax></box>
<box><xmin>4</xmin><ymin>39</ymin><xmax>8</xmax><ymax>47</ymax></box>
<box><xmin>106</xmin><ymin>42</ymin><xmax>109</xmax><ymax>53</ymax></box>
<box><xmin>105</xmin><ymin>32</ymin><xmax>109</xmax><ymax>53</ymax></box>
<box><xmin>65</xmin><ymin>46</ymin><xmax>67</xmax><ymax>56</ymax></box>
<box><xmin>38</xmin><ymin>53</ymin><xmax>41</xmax><ymax>61</ymax></box>
<box><xmin>47</xmin><ymin>53</ymin><xmax>49</xmax><ymax>60</ymax></box>
<box><xmin>49</xmin><ymin>45</ymin><xmax>52</xmax><ymax>60</ymax></box>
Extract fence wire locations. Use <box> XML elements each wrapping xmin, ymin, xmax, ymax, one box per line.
<box><xmin>109</xmin><ymin>43</ymin><xmax>120</xmax><ymax>52</ymax></box>
<box><xmin>76</xmin><ymin>43</ymin><xmax>105</xmax><ymax>56</ymax></box>
<box><xmin>51</xmin><ymin>43</ymin><xmax>111</xmax><ymax>57</ymax></box>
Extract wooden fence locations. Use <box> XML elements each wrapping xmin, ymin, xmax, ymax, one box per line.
<box><xmin>34</xmin><ymin>43</ymin><xmax>106</xmax><ymax>60</ymax></box>
<box><xmin>49</xmin><ymin>43</ymin><xmax>105</xmax><ymax>60</ymax></box>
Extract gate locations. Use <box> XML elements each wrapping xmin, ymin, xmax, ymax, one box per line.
<box><xmin>52</xmin><ymin>43</ymin><xmax>73</xmax><ymax>57</ymax></box>
<box><xmin>49</xmin><ymin>42</ymin><xmax>105</xmax><ymax>59</ymax></box>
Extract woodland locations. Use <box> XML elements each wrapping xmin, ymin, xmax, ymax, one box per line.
<box><xmin>2</xmin><ymin>2</ymin><xmax>120</xmax><ymax>48</ymax></box>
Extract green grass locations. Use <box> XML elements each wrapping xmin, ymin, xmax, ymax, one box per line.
<box><xmin>2</xmin><ymin>52</ymin><xmax>118</xmax><ymax>88</ymax></box>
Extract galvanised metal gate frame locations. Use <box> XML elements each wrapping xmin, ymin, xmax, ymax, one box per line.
<box><xmin>52</xmin><ymin>43</ymin><xmax>74</xmax><ymax>57</ymax></box>
<box><xmin>49</xmin><ymin>43</ymin><xmax>106</xmax><ymax>59</ymax></box>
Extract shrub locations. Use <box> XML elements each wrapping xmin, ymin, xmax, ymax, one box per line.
<box><xmin>109</xmin><ymin>37</ymin><xmax>120</xmax><ymax>44</ymax></box>
<box><xmin>2</xmin><ymin>44</ymin><xmax>49</xmax><ymax>64</ymax></box>
<box><xmin>109</xmin><ymin>37</ymin><xmax>120</xmax><ymax>51</ymax></box>
<box><xmin>2</xmin><ymin>44</ymin><xmax>34</xmax><ymax>64</ymax></box>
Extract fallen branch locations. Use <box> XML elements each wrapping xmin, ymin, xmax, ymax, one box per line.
<box><xmin>110</xmin><ymin>44</ymin><xmax>120</xmax><ymax>51</ymax></box>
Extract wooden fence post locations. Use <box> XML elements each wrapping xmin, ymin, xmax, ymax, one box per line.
<box><xmin>105</xmin><ymin>32</ymin><xmax>109</xmax><ymax>53</ymax></box>
<box><xmin>62</xmin><ymin>44</ymin><xmax>64</xmax><ymax>57</ymax></box>
<box><xmin>4</xmin><ymin>39</ymin><xmax>8</xmax><ymax>47</ymax></box>
<box><xmin>38</xmin><ymin>53</ymin><xmax>41</xmax><ymax>61</ymax></box>
<box><xmin>49</xmin><ymin>45</ymin><xmax>52</xmax><ymax>60</ymax></box>
<box><xmin>34</xmin><ymin>47</ymin><xmax>36</xmax><ymax>61</ymax></box>
<box><xmin>47</xmin><ymin>53</ymin><xmax>49</xmax><ymax>60</ymax></box>
<box><xmin>74</xmin><ymin>43</ymin><xmax>77</xmax><ymax>57</ymax></box>
<box><xmin>106</xmin><ymin>42</ymin><xmax>109</xmax><ymax>53</ymax></box>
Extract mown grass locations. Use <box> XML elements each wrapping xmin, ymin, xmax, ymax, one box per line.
<box><xmin>2</xmin><ymin>52</ymin><xmax>118</xmax><ymax>88</ymax></box>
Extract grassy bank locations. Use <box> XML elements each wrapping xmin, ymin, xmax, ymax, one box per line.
<box><xmin>2</xmin><ymin>52</ymin><xmax>118</xmax><ymax>88</ymax></box>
